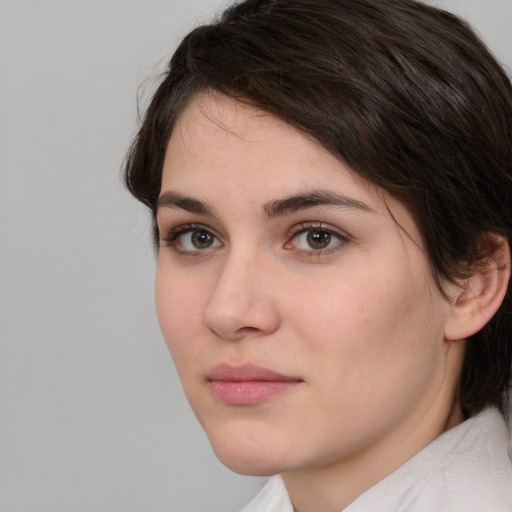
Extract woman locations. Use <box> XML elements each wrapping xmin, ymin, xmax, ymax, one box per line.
<box><xmin>124</xmin><ymin>0</ymin><xmax>512</xmax><ymax>510</ymax></box>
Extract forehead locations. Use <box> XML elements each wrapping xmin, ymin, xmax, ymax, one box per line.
<box><xmin>168</xmin><ymin>93</ymin><xmax>329</xmax><ymax>168</ymax></box>
<box><xmin>163</xmin><ymin>93</ymin><xmax>370</xmax><ymax>197</ymax></box>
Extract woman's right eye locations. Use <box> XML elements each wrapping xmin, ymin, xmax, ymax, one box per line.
<box><xmin>160</xmin><ymin>225</ymin><xmax>222</xmax><ymax>253</ymax></box>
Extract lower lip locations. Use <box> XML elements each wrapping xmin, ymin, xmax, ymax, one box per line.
<box><xmin>209</xmin><ymin>380</ymin><xmax>299</xmax><ymax>405</ymax></box>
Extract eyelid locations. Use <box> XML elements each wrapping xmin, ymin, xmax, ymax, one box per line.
<box><xmin>285</xmin><ymin>221</ymin><xmax>350</xmax><ymax>254</ymax></box>
<box><xmin>158</xmin><ymin>223</ymin><xmax>223</xmax><ymax>252</ymax></box>
<box><xmin>286</xmin><ymin>221</ymin><xmax>350</xmax><ymax>240</ymax></box>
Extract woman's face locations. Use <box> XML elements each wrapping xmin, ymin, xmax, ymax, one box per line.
<box><xmin>155</xmin><ymin>94</ymin><xmax>463</xmax><ymax>478</ymax></box>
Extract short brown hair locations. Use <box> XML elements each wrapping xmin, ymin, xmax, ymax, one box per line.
<box><xmin>124</xmin><ymin>0</ymin><xmax>512</xmax><ymax>416</ymax></box>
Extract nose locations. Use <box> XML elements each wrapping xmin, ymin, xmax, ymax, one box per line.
<box><xmin>202</xmin><ymin>252</ymin><xmax>280</xmax><ymax>341</ymax></box>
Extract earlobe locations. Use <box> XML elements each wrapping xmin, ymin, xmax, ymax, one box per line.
<box><xmin>444</xmin><ymin>235</ymin><xmax>511</xmax><ymax>342</ymax></box>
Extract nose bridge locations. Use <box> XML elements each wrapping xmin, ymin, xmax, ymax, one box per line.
<box><xmin>202</xmin><ymin>245</ymin><xmax>279</xmax><ymax>340</ymax></box>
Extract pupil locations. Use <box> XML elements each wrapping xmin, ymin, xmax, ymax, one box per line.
<box><xmin>307</xmin><ymin>230</ymin><xmax>331</xmax><ymax>249</ymax></box>
<box><xmin>192</xmin><ymin>231</ymin><xmax>213</xmax><ymax>248</ymax></box>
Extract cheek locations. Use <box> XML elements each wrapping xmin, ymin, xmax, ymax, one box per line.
<box><xmin>288</xmin><ymin>261</ymin><xmax>444</xmax><ymax>380</ymax></box>
<box><xmin>155</xmin><ymin>265</ymin><xmax>206</xmax><ymax>373</ymax></box>
<box><xmin>281</xmin><ymin>267</ymin><xmax>448</xmax><ymax>447</ymax></box>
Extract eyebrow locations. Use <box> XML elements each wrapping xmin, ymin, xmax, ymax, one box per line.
<box><xmin>157</xmin><ymin>192</ymin><xmax>217</xmax><ymax>216</ymax></box>
<box><xmin>156</xmin><ymin>189</ymin><xmax>372</xmax><ymax>218</ymax></box>
<box><xmin>263</xmin><ymin>189</ymin><xmax>372</xmax><ymax>218</ymax></box>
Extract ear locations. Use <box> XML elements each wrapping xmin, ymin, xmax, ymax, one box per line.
<box><xmin>444</xmin><ymin>235</ymin><xmax>511</xmax><ymax>341</ymax></box>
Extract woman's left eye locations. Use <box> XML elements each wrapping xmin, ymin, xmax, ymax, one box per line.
<box><xmin>286</xmin><ymin>225</ymin><xmax>347</xmax><ymax>252</ymax></box>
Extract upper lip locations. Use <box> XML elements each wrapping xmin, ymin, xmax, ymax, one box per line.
<box><xmin>207</xmin><ymin>363</ymin><xmax>301</xmax><ymax>382</ymax></box>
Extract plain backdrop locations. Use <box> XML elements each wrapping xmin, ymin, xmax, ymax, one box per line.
<box><xmin>1</xmin><ymin>1</ymin><xmax>511</xmax><ymax>511</ymax></box>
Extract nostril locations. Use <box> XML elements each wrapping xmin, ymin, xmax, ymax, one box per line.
<box><xmin>235</xmin><ymin>326</ymin><xmax>263</xmax><ymax>337</ymax></box>
<box><xmin>201</xmin><ymin>259</ymin><xmax>281</xmax><ymax>340</ymax></box>
<box><xmin>203</xmin><ymin>303</ymin><xmax>280</xmax><ymax>341</ymax></box>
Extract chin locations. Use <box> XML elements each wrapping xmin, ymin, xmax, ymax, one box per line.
<box><xmin>203</xmin><ymin>419</ymin><xmax>292</xmax><ymax>476</ymax></box>
<box><xmin>213</xmin><ymin>445</ymin><xmax>285</xmax><ymax>476</ymax></box>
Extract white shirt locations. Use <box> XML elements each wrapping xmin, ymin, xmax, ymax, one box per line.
<box><xmin>240</xmin><ymin>408</ymin><xmax>512</xmax><ymax>512</ymax></box>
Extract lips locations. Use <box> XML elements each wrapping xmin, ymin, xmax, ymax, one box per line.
<box><xmin>207</xmin><ymin>363</ymin><xmax>302</xmax><ymax>405</ymax></box>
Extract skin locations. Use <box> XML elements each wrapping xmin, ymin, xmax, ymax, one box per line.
<box><xmin>155</xmin><ymin>93</ymin><xmax>466</xmax><ymax>512</ymax></box>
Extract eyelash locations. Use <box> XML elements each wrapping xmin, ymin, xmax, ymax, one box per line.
<box><xmin>158</xmin><ymin>222</ymin><xmax>349</xmax><ymax>257</ymax></box>
<box><xmin>285</xmin><ymin>222</ymin><xmax>348</xmax><ymax>257</ymax></box>
<box><xmin>159</xmin><ymin>223</ymin><xmax>221</xmax><ymax>256</ymax></box>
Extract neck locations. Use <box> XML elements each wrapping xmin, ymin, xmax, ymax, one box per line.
<box><xmin>282</xmin><ymin>397</ymin><xmax>464</xmax><ymax>512</ymax></box>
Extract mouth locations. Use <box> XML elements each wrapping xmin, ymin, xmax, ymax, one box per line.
<box><xmin>207</xmin><ymin>363</ymin><xmax>303</xmax><ymax>405</ymax></box>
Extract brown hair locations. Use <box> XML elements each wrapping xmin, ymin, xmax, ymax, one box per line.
<box><xmin>124</xmin><ymin>0</ymin><xmax>512</xmax><ymax>417</ymax></box>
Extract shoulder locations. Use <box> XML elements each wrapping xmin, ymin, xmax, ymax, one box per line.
<box><xmin>406</xmin><ymin>408</ymin><xmax>512</xmax><ymax>511</ymax></box>
<box><xmin>346</xmin><ymin>408</ymin><xmax>512</xmax><ymax>512</ymax></box>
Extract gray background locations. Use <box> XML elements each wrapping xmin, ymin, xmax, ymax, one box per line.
<box><xmin>1</xmin><ymin>1</ymin><xmax>510</xmax><ymax>511</ymax></box>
